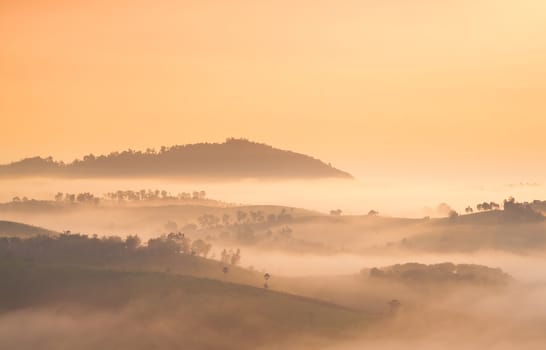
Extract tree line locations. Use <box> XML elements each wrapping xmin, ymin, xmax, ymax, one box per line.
<box><xmin>367</xmin><ymin>262</ymin><xmax>511</xmax><ymax>285</ymax></box>
<box><xmin>196</xmin><ymin>208</ymin><xmax>293</xmax><ymax>229</ymax></box>
<box><xmin>4</xmin><ymin>189</ymin><xmax>222</xmax><ymax>208</ymax></box>
<box><xmin>0</xmin><ymin>232</ymin><xmax>242</xmax><ymax>267</ymax></box>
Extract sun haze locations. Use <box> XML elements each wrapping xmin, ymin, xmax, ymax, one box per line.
<box><xmin>4</xmin><ymin>2</ymin><xmax>546</xmax><ymax>350</ymax></box>
<box><xmin>2</xmin><ymin>0</ymin><xmax>546</xmax><ymax>179</ymax></box>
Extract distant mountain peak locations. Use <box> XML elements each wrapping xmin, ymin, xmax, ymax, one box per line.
<box><xmin>0</xmin><ymin>139</ymin><xmax>354</xmax><ymax>180</ymax></box>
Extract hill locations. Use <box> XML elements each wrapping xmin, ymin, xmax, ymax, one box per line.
<box><xmin>0</xmin><ymin>220</ymin><xmax>56</xmax><ymax>237</ymax></box>
<box><xmin>0</xmin><ymin>262</ymin><xmax>369</xmax><ymax>350</ymax></box>
<box><xmin>0</xmin><ymin>138</ymin><xmax>353</xmax><ymax>179</ymax></box>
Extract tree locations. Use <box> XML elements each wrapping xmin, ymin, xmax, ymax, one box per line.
<box><xmin>437</xmin><ymin>202</ymin><xmax>453</xmax><ymax>216</ymax></box>
<box><xmin>267</xmin><ymin>214</ymin><xmax>277</xmax><ymax>223</ymax></box>
<box><xmin>369</xmin><ymin>267</ymin><xmax>385</xmax><ymax>278</ymax></box>
<box><xmin>465</xmin><ymin>206</ymin><xmax>473</xmax><ymax>214</ymax></box>
<box><xmin>263</xmin><ymin>272</ymin><xmax>271</xmax><ymax>289</ymax></box>
<box><xmin>125</xmin><ymin>235</ymin><xmax>141</xmax><ymax>251</ymax></box>
<box><xmin>222</xmin><ymin>213</ymin><xmax>231</xmax><ymax>226</ymax></box>
<box><xmin>76</xmin><ymin>192</ymin><xmax>95</xmax><ymax>203</ymax></box>
<box><xmin>147</xmin><ymin>236</ymin><xmax>180</xmax><ymax>255</ymax></box>
<box><xmin>167</xmin><ymin>232</ymin><xmax>191</xmax><ymax>254</ymax></box>
<box><xmin>250</xmin><ymin>210</ymin><xmax>264</xmax><ymax>223</ymax></box>
<box><xmin>388</xmin><ymin>299</ymin><xmax>401</xmax><ymax>314</ymax></box>
<box><xmin>368</xmin><ymin>210</ymin><xmax>379</xmax><ymax>216</ymax></box>
<box><xmin>191</xmin><ymin>239</ymin><xmax>212</xmax><ymax>257</ymax></box>
<box><xmin>477</xmin><ymin>202</ymin><xmax>491</xmax><ymax>211</ymax></box>
<box><xmin>502</xmin><ymin>196</ymin><xmax>544</xmax><ymax>221</ymax></box>
<box><xmin>278</xmin><ymin>226</ymin><xmax>292</xmax><ymax>239</ymax></box>
<box><xmin>198</xmin><ymin>214</ymin><xmax>220</xmax><ymax>228</ymax></box>
<box><xmin>329</xmin><ymin>209</ymin><xmax>342</xmax><ymax>216</ymax></box>
<box><xmin>230</xmin><ymin>248</ymin><xmax>241</xmax><ymax>266</ymax></box>
<box><xmin>278</xmin><ymin>208</ymin><xmax>292</xmax><ymax>221</ymax></box>
<box><xmin>220</xmin><ymin>249</ymin><xmax>230</xmax><ymax>264</ymax></box>
<box><xmin>236</xmin><ymin>210</ymin><xmax>247</xmax><ymax>223</ymax></box>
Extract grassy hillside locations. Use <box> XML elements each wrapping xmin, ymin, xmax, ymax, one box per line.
<box><xmin>401</xmin><ymin>221</ymin><xmax>546</xmax><ymax>252</ymax></box>
<box><xmin>0</xmin><ymin>262</ymin><xmax>371</xmax><ymax>350</ymax></box>
<box><xmin>0</xmin><ymin>203</ymin><xmax>319</xmax><ymax>238</ymax></box>
<box><xmin>0</xmin><ymin>220</ymin><xmax>56</xmax><ymax>237</ymax></box>
<box><xmin>399</xmin><ymin>208</ymin><xmax>546</xmax><ymax>253</ymax></box>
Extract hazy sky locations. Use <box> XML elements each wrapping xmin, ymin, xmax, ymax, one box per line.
<box><xmin>2</xmin><ymin>0</ymin><xmax>546</xmax><ymax>179</ymax></box>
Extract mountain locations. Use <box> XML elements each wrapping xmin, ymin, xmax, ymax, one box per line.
<box><xmin>0</xmin><ymin>138</ymin><xmax>353</xmax><ymax>179</ymax></box>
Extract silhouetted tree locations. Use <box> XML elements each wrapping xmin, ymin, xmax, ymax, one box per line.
<box><xmin>263</xmin><ymin>272</ymin><xmax>271</xmax><ymax>289</ymax></box>
<box><xmin>230</xmin><ymin>249</ymin><xmax>241</xmax><ymax>266</ymax></box>
<box><xmin>388</xmin><ymin>299</ymin><xmax>401</xmax><ymax>314</ymax></box>
<box><xmin>125</xmin><ymin>235</ymin><xmax>141</xmax><ymax>251</ymax></box>
<box><xmin>236</xmin><ymin>210</ymin><xmax>247</xmax><ymax>223</ymax></box>
<box><xmin>191</xmin><ymin>239</ymin><xmax>212</xmax><ymax>257</ymax></box>
<box><xmin>437</xmin><ymin>202</ymin><xmax>454</xmax><ymax>216</ymax></box>
<box><xmin>220</xmin><ymin>249</ymin><xmax>230</xmax><ymax>264</ymax></box>
<box><xmin>222</xmin><ymin>214</ymin><xmax>231</xmax><ymax>226</ymax></box>
<box><xmin>267</xmin><ymin>214</ymin><xmax>277</xmax><ymax>223</ymax></box>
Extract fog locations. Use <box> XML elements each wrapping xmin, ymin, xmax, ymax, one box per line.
<box><xmin>2</xmin><ymin>257</ymin><xmax>546</xmax><ymax>350</ymax></box>
<box><xmin>2</xmin><ymin>177</ymin><xmax>546</xmax><ymax>350</ymax></box>
<box><xmin>4</xmin><ymin>0</ymin><xmax>546</xmax><ymax>346</ymax></box>
<box><xmin>319</xmin><ymin>281</ymin><xmax>546</xmax><ymax>350</ymax></box>
<box><xmin>1</xmin><ymin>177</ymin><xmax>545</xmax><ymax>217</ymax></box>
<box><xmin>239</xmin><ymin>249</ymin><xmax>546</xmax><ymax>281</ymax></box>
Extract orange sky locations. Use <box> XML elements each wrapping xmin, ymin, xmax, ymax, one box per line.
<box><xmin>1</xmin><ymin>0</ymin><xmax>546</xmax><ymax>179</ymax></box>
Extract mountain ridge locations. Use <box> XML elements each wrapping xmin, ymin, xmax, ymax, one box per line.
<box><xmin>0</xmin><ymin>138</ymin><xmax>353</xmax><ymax>180</ymax></box>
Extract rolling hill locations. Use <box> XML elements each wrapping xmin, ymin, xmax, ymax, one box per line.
<box><xmin>0</xmin><ymin>262</ymin><xmax>371</xmax><ymax>350</ymax></box>
<box><xmin>0</xmin><ymin>138</ymin><xmax>353</xmax><ymax>179</ymax></box>
<box><xmin>0</xmin><ymin>220</ymin><xmax>57</xmax><ymax>237</ymax></box>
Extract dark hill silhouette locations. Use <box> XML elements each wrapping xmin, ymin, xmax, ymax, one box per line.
<box><xmin>0</xmin><ymin>138</ymin><xmax>353</xmax><ymax>179</ymax></box>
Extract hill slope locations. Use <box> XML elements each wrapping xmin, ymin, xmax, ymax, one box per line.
<box><xmin>0</xmin><ymin>138</ymin><xmax>353</xmax><ymax>179</ymax></box>
<box><xmin>0</xmin><ymin>220</ymin><xmax>56</xmax><ymax>237</ymax></box>
<box><xmin>0</xmin><ymin>263</ymin><xmax>370</xmax><ymax>350</ymax></box>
